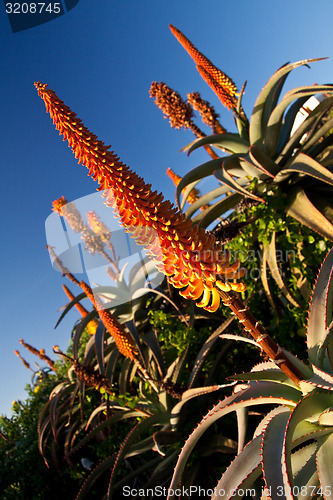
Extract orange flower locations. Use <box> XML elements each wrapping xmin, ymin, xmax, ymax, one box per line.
<box><xmin>196</xmin><ymin>65</ymin><xmax>237</xmax><ymax>110</ymax></box>
<box><xmin>79</xmin><ymin>281</ymin><xmax>138</xmax><ymax>360</ymax></box>
<box><xmin>35</xmin><ymin>82</ymin><xmax>245</xmax><ymax>313</ymax></box>
<box><xmin>169</xmin><ymin>24</ymin><xmax>238</xmax><ymax>107</ymax></box>
<box><xmin>52</xmin><ymin>195</ymin><xmax>67</xmax><ymax>215</ymax></box>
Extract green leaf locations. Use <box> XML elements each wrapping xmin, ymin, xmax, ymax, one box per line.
<box><xmin>264</xmin><ymin>231</ymin><xmax>301</xmax><ymax>308</ymax></box>
<box><xmin>192</xmin><ymin>192</ymin><xmax>242</xmax><ymax>227</ymax></box>
<box><xmin>275</xmin><ymin>152</ymin><xmax>333</xmax><ymax>186</ymax></box>
<box><xmin>249</xmin><ymin>58</ymin><xmax>328</xmax><ymax>147</ymax></box>
<box><xmin>277</xmin><ymin>95</ymin><xmax>333</xmax><ymax>163</ymax></box>
<box><xmin>214</xmin><ymin>160</ymin><xmax>265</xmax><ymax>201</ymax></box>
<box><xmin>176</xmin><ymin>158</ymin><xmax>223</xmax><ymax>208</ymax></box>
<box><xmin>167</xmin><ymin>382</ymin><xmax>300</xmax><ymax>496</ymax></box>
<box><xmin>317</xmin><ymin>433</ymin><xmax>333</xmax><ymax>499</ymax></box>
<box><xmin>261</xmin><ymin>409</ymin><xmax>291</xmax><ymax>499</ymax></box>
<box><xmin>184</xmin><ymin>185</ymin><xmax>237</xmax><ymax>218</ymax></box>
<box><xmin>211</xmin><ymin>436</ymin><xmax>262</xmax><ymax>499</ymax></box>
<box><xmin>182</xmin><ymin>133</ymin><xmax>250</xmax><ymax>156</ymax></box>
<box><xmin>286</xmin><ymin>187</ymin><xmax>333</xmax><ymax>242</ymax></box>
<box><xmin>292</xmin><ymin>442</ymin><xmax>319</xmax><ymax>500</ymax></box>
<box><xmin>264</xmin><ymin>85</ymin><xmax>333</xmax><ymax>157</ymax></box>
<box><xmin>307</xmin><ymin>247</ymin><xmax>333</xmax><ymax>366</ymax></box>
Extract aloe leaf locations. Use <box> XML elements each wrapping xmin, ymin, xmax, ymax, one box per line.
<box><xmin>184</xmin><ymin>185</ymin><xmax>234</xmax><ymax>218</ymax></box>
<box><xmin>235</xmin><ymin>81</ymin><xmax>250</xmax><ymax>141</ymax></box>
<box><xmin>307</xmin><ymin>247</ymin><xmax>333</xmax><ymax>366</ymax></box>
<box><xmin>192</xmin><ymin>192</ymin><xmax>242</xmax><ymax>227</ymax></box>
<box><xmin>264</xmin><ymin>85</ymin><xmax>333</xmax><ymax>157</ymax></box>
<box><xmin>214</xmin><ymin>161</ymin><xmax>265</xmax><ymax>201</ymax></box>
<box><xmin>277</xmin><ymin>95</ymin><xmax>333</xmax><ymax>164</ymax></box>
<box><xmin>108</xmin><ymin>413</ymin><xmax>170</xmax><ymax>497</ymax></box>
<box><xmin>275</xmin><ymin>152</ymin><xmax>333</xmax><ymax>186</ymax></box>
<box><xmin>219</xmin><ymin>333</ymin><xmax>259</xmax><ymax>347</ymax></box>
<box><xmin>249</xmin><ymin>58</ymin><xmax>327</xmax><ymax>146</ymax></box>
<box><xmin>292</xmin><ymin>442</ymin><xmax>319</xmax><ymax>500</ymax></box>
<box><xmin>249</xmin><ymin>144</ymin><xmax>279</xmax><ymax>176</ymax></box>
<box><xmin>301</xmin><ymin>365</ymin><xmax>333</xmax><ymax>392</ymax></box>
<box><xmin>54</xmin><ymin>291</ymin><xmax>88</xmax><ymax>328</ymax></box>
<box><xmin>76</xmin><ymin>455</ymin><xmax>117</xmax><ymax>500</ymax></box>
<box><xmin>261</xmin><ymin>409</ymin><xmax>291</xmax><ymax>499</ymax></box>
<box><xmin>286</xmin><ymin>187</ymin><xmax>333</xmax><ymax>241</ymax></box>
<box><xmin>182</xmin><ymin>133</ymin><xmax>250</xmax><ymax>156</ymax></box>
<box><xmin>168</xmin><ymin>382</ymin><xmax>300</xmax><ymax>496</ymax></box>
<box><xmin>319</xmin><ymin>409</ymin><xmax>333</xmax><ymax>426</ymax></box>
<box><xmin>188</xmin><ymin>315</ymin><xmax>235</xmax><ymax>388</ymax></box>
<box><xmin>170</xmin><ymin>383</ymin><xmax>235</xmax><ymax>427</ymax></box>
<box><xmin>229</xmin><ymin>153</ymin><xmax>271</xmax><ymax>180</ymax></box>
<box><xmin>180</xmin><ymin>180</ymin><xmax>202</xmax><ymax>209</ymax></box>
<box><xmin>93</xmin><ymin>322</ymin><xmax>106</xmax><ymax>376</ymax></box>
<box><xmin>316</xmin><ymin>433</ymin><xmax>333</xmax><ymax>499</ymax></box>
<box><xmin>210</xmin><ymin>436</ymin><xmax>262</xmax><ymax>500</ymax></box>
<box><xmin>303</xmin><ymin>117</ymin><xmax>333</xmax><ymax>153</ymax></box>
<box><xmin>72</xmin><ymin>311</ymin><xmax>99</xmax><ymax>360</ymax></box>
<box><xmin>282</xmin><ymin>391</ymin><xmax>333</xmax><ymax>494</ymax></box>
<box><xmin>176</xmin><ymin>158</ymin><xmax>223</xmax><ymax>208</ymax></box>
<box><xmin>142</xmin><ymin>329</ymin><xmax>166</xmax><ymax>378</ymax></box>
<box><xmin>260</xmin><ymin>245</ymin><xmax>282</xmax><ymax>316</ymax></box>
<box><xmin>276</xmin><ymin>96</ymin><xmax>312</xmax><ymax>154</ymax></box>
<box><xmin>264</xmin><ymin>231</ymin><xmax>301</xmax><ymax>308</ymax></box>
<box><xmin>229</xmin><ymin>369</ymin><xmax>296</xmax><ymax>385</ymax></box>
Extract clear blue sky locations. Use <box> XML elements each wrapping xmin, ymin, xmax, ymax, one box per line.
<box><xmin>1</xmin><ymin>0</ymin><xmax>333</xmax><ymax>416</ymax></box>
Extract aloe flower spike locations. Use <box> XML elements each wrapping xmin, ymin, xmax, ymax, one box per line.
<box><xmin>36</xmin><ymin>83</ymin><xmax>308</xmax><ymax>386</ymax></box>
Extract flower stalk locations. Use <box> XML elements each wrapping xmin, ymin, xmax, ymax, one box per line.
<box><xmin>36</xmin><ymin>83</ymin><xmax>307</xmax><ymax>385</ymax></box>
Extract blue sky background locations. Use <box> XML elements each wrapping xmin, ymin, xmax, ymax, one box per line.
<box><xmin>1</xmin><ymin>0</ymin><xmax>333</xmax><ymax>416</ymax></box>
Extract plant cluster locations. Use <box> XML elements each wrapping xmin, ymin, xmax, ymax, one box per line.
<box><xmin>3</xmin><ymin>23</ymin><xmax>333</xmax><ymax>499</ymax></box>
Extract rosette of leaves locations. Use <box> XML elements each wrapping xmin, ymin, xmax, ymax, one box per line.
<box><xmin>173</xmin><ymin>58</ymin><xmax>333</xmax><ymax>310</ymax></box>
<box><xmin>178</xmin><ymin>59</ymin><xmax>333</xmax><ymax>237</ymax></box>
<box><xmin>167</xmin><ymin>247</ymin><xmax>333</xmax><ymax>499</ymax></box>
<box><xmin>38</xmin><ymin>267</ymin><xmax>244</xmax><ymax>498</ymax></box>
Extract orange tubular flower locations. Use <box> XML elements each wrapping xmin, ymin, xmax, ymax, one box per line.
<box><xmin>169</xmin><ymin>24</ymin><xmax>238</xmax><ymax>107</ymax></box>
<box><xmin>35</xmin><ymin>82</ymin><xmax>246</xmax><ymax>313</ymax></box>
<box><xmin>79</xmin><ymin>281</ymin><xmax>138</xmax><ymax>360</ymax></box>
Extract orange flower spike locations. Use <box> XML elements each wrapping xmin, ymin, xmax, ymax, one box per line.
<box><xmin>35</xmin><ymin>83</ymin><xmax>245</xmax><ymax>312</ymax></box>
<box><xmin>169</xmin><ymin>24</ymin><xmax>238</xmax><ymax>98</ymax></box>
<box><xmin>62</xmin><ymin>284</ymin><xmax>89</xmax><ymax>318</ymax></box>
<box><xmin>79</xmin><ymin>281</ymin><xmax>138</xmax><ymax>361</ymax></box>
<box><xmin>196</xmin><ymin>65</ymin><xmax>237</xmax><ymax>110</ymax></box>
<box><xmin>52</xmin><ymin>195</ymin><xmax>67</xmax><ymax>215</ymax></box>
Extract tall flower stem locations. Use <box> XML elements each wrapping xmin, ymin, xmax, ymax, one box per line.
<box><xmin>37</xmin><ymin>84</ymin><xmax>307</xmax><ymax>386</ymax></box>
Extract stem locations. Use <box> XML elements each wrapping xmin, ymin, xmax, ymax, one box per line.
<box><xmin>219</xmin><ymin>290</ymin><xmax>306</xmax><ymax>386</ymax></box>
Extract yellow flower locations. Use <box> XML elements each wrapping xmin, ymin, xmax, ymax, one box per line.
<box><xmin>35</xmin><ymin>82</ymin><xmax>245</xmax><ymax>313</ymax></box>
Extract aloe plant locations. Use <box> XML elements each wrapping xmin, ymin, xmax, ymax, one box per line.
<box><xmin>167</xmin><ymin>247</ymin><xmax>333</xmax><ymax>498</ymax></box>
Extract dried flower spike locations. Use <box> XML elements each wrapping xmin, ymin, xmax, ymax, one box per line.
<box><xmin>187</xmin><ymin>92</ymin><xmax>226</xmax><ymax>134</ymax></box>
<box><xmin>149</xmin><ymin>81</ymin><xmax>219</xmax><ymax>159</ymax></box>
<box><xmin>35</xmin><ymin>82</ymin><xmax>245</xmax><ymax>314</ymax></box>
<box><xmin>149</xmin><ymin>81</ymin><xmax>194</xmax><ymax>129</ymax></box>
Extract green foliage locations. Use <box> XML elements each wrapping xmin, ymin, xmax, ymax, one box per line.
<box><xmin>0</xmin><ymin>379</ymin><xmax>81</xmax><ymax>499</ymax></box>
